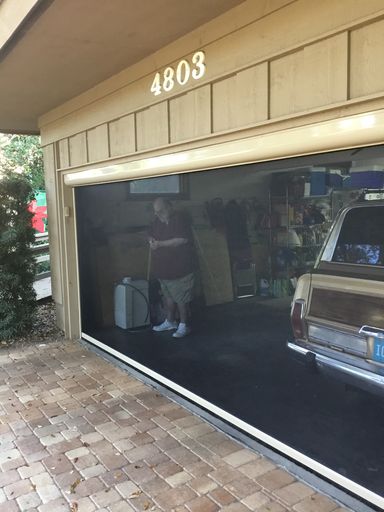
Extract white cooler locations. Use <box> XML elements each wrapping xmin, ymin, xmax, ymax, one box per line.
<box><xmin>114</xmin><ymin>278</ymin><xmax>150</xmax><ymax>329</ymax></box>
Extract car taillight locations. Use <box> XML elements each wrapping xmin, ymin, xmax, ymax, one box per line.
<box><xmin>291</xmin><ymin>299</ymin><xmax>306</xmax><ymax>339</ymax></box>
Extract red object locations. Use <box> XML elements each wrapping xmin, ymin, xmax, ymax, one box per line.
<box><xmin>28</xmin><ymin>200</ymin><xmax>48</xmax><ymax>233</ymax></box>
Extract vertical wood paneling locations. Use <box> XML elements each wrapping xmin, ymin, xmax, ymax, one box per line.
<box><xmin>169</xmin><ymin>85</ymin><xmax>211</xmax><ymax>143</ymax></box>
<box><xmin>58</xmin><ymin>139</ymin><xmax>69</xmax><ymax>169</ymax></box>
<box><xmin>270</xmin><ymin>50</ymin><xmax>298</xmax><ymax>118</ymax></box>
<box><xmin>69</xmin><ymin>132</ymin><xmax>87</xmax><ymax>166</ymax></box>
<box><xmin>109</xmin><ymin>114</ymin><xmax>136</xmax><ymax>157</ymax></box>
<box><xmin>350</xmin><ymin>19</ymin><xmax>384</xmax><ymax>99</ymax></box>
<box><xmin>87</xmin><ymin>124</ymin><xmax>109</xmax><ymax>162</ymax></box>
<box><xmin>44</xmin><ymin>14</ymin><xmax>384</xmax><ymax>165</ymax></box>
<box><xmin>136</xmin><ymin>102</ymin><xmax>168</xmax><ymax>151</ymax></box>
<box><xmin>270</xmin><ymin>33</ymin><xmax>348</xmax><ymax>118</ymax></box>
<box><xmin>212</xmin><ymin>63</ymin><xmax>268</xmax><ymax>132</ymax></box>
<box><xmin>40</xmin><ymin>0</ymin><xmax>384</xmax><ymax>148</ymax></box>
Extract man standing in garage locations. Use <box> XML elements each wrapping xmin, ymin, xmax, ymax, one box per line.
<box><xmin>148</xmin><ymin>197</ymin><xmax>195</xmax><ymax>338</ymax></box>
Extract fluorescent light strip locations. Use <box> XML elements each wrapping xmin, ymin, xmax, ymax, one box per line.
<box><xmin>82</xmin><ymin>332</ymin><xmax>384</xmax><ymax>509</ymax></box>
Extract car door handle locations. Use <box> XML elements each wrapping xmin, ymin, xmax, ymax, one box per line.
<box><xmin>359</xmin><ymin>325</ymin><xmax>384</xmax><ymax>339</ymax></box>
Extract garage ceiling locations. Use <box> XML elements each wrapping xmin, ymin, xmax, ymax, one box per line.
<box><xmin>0</xmin><ymin>0</ymin><xmax>245</xmax><ymax>134</ymax></box>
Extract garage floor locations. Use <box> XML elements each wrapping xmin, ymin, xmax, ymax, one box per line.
<box><xmin>85</xmin><ymin>296</ymin><xmax>384</xmax><ymax>499</ymax></box>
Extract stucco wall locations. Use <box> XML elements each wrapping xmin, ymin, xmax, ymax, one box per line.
<box><xmin>40</xmin><ymin>0</ymin><xmax>384</xmax><ymax>335</ymax></box>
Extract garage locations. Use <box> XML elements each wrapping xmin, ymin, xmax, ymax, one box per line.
<box><xmin>74</xmin><ymin>144</ymin><xmax>384</xmax><ymax>505</ymax></box>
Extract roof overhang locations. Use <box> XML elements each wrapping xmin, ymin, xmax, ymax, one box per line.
<box><xmin>0</xmin><ymin>0</ymin><xmax>245</xmax><ymax>134</ymax></box>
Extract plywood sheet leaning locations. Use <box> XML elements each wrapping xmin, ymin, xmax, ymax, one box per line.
<box><xmin>193</xmin><ymin>227</ymin><xmax>233</xmax><ymax>306</ymax></box>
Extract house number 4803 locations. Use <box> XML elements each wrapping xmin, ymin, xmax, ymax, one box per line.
<box><xmin>150</xmin><ymin>51</ymin><xmax>206</xmax><ymax>96</ymax></box>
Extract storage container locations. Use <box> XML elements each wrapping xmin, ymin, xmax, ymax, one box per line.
<box><xmin>310</xmin><ymin>171</ymin><xmax>327</xmax><ymax>195</ymax></box>
<box><xmin>114</xmin><ymin>278</ymin><xmax>150</xmax><ymax>329</ymax></box>
<box><xmin>349</xmin><ymin>170</ymin><xmax>384</xmax><ymax>189</ymax></box>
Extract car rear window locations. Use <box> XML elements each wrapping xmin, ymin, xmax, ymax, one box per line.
<box><xmin>332</xmin><ymin>206</ymin><xmax>384</xmax><ymax>266</ymax></box>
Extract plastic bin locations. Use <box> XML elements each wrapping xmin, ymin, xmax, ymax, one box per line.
<box><xmin>350</xmin><ymin>171</ymin><xmax>384</xmax><ymax>189</ymax></box>
<box><xmin>310</xmin><ymin>171</ymin><xmax>327</xmax><ymax>196</ymax></box>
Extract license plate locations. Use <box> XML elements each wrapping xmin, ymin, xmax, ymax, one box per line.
<box><xmin>372</xmin><ymin>339</ymin><xmax>384</xmax><ymax>363</ymax></box>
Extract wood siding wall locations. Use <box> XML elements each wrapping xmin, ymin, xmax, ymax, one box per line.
<box><xmin>40</xmin><ymin>1</ymin><xmax>384</xmax><ymax>172</ymax></box>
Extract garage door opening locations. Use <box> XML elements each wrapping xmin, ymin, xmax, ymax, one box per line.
<box><xmin>75</xmin><ymin>145</ymin><xmax>384</xmax><ymax>505</ymax></box>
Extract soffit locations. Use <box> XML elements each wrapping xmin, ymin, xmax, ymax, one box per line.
<box><xmin>0</xmin><ymin>0</ymin><xmax>245</xmax><ymax>134</ymax></box>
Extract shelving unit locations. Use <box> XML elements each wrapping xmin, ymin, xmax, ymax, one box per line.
<box><xmin>254</xmin><ymin>174</ymin><xmax>335</xmax><ymax>297</ymax></box>
<box><xmin>247</xmin><ymin>171</ymin><xmax>367</xmax><ymax>298</ymax></box>
<box><xmin>270</xmin><ymin>191</ymin><xmax>333</xmax><ymax>277</ymax></box>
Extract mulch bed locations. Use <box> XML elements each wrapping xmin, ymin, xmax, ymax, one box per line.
<box><xmin>0</xmin><ymin>299</ymin><xmax>65</xmax><ymax>347</ymax></box>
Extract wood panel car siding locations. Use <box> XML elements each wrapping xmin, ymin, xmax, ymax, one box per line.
<box><xmin>309</xmin><ymin>288</ymin><xmax>384</xmax><ymax>329</ymax></box>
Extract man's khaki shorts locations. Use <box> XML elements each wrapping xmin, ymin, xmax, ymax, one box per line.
<box><xmin>159</xmin><ymin>272</ymin><xmax>195</xmax><ymax>304</ymax></box>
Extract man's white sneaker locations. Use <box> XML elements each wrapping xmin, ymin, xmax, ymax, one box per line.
<box><xmin>172</xmin><ymin>324</ymin><xmax>191</xmax><ymax>338</ymax></box>
<box><xmin>152</xmin><ymin>319</ymin><xmax>178</xmax><ymax>332</ymax></box>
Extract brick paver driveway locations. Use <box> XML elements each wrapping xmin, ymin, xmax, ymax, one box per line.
<box><xmin>0</xmin><ymin>339</ymin><xmax>349</xmax><ymax>512</ymax></box>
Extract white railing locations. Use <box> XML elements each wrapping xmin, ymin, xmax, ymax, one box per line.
<box><xmin>32</xmin><ymin>232</ymin><xmax>50</xmax><ymax>279</ymax></box>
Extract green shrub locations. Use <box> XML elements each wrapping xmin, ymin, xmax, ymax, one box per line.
<box><xmin>0</xmin><ymin>171</ymin><xmax>37</xmax><ymax>339</ymax></box>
